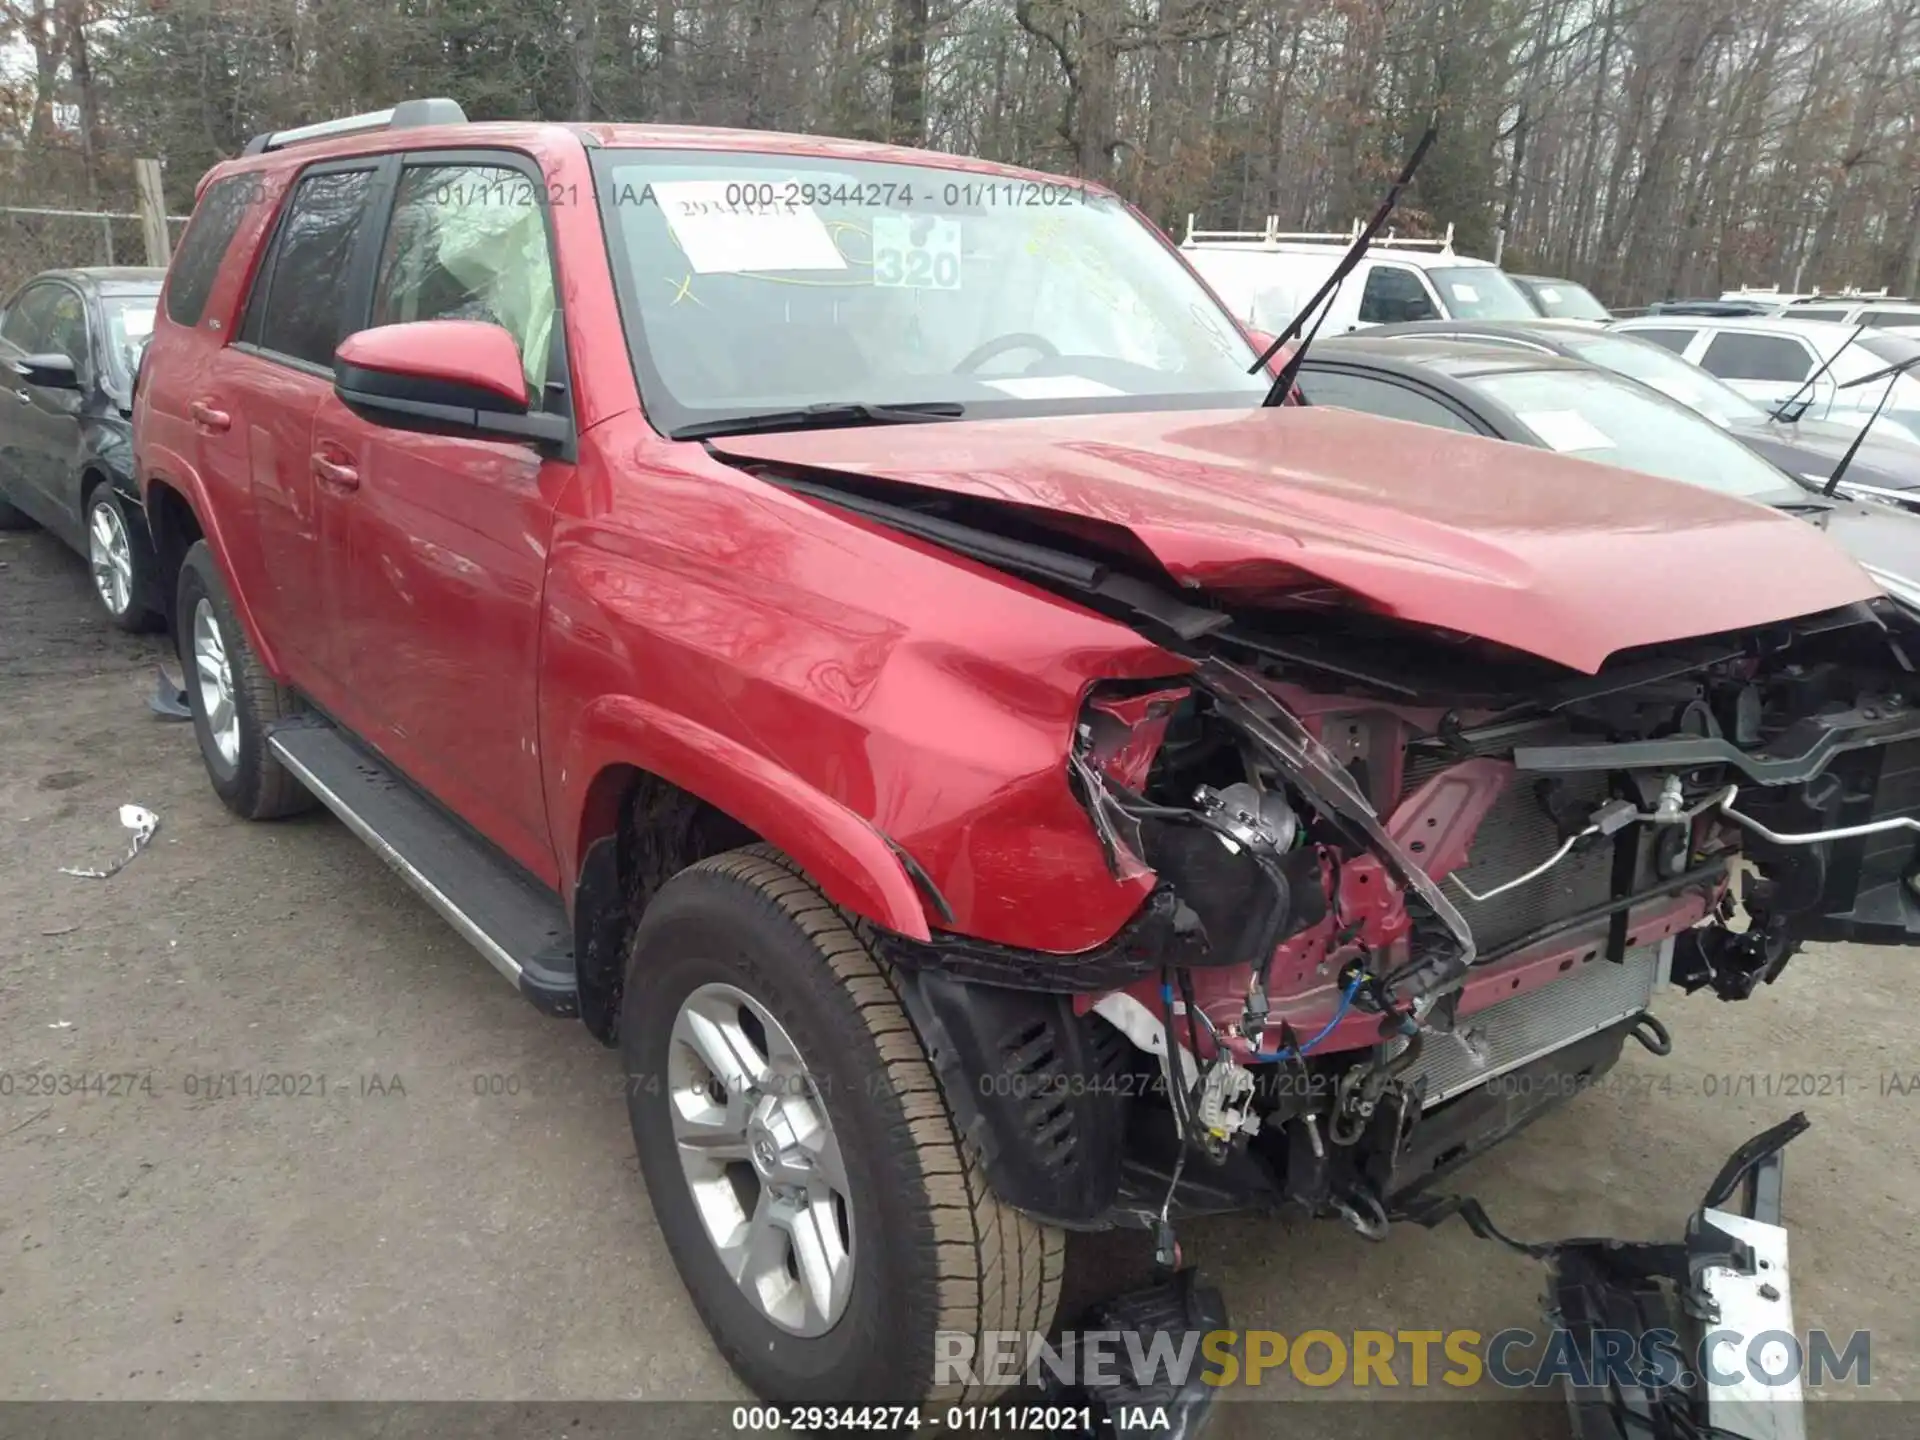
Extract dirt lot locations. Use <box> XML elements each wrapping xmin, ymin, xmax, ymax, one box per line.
<box><xmin>1</xmin><ymin>522</ymin><xmax>1914</xmax><ymax>1438</ymax></box>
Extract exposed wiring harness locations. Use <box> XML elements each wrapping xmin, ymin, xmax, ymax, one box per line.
<box><xmin>1251</xmin><ymin>971</ymin><xmax>1365</xmax><ymax>1063</ymax></box>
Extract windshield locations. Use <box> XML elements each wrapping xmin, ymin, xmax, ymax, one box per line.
<box><xmin>1470</xmin><ymin>368</ymin><xmax>1798</xmax><ymax>501</ymax></box>
<box><xmin>1520</xmin><ymin>278</ymin><xmax>1609</xmax><ymax>321</ymax></box>
<box><xmin>1555</xmin><ymin>330</ymin><xmax>1764</xmax><ymax>427</ymax></box>
<box><xmin>594</xmin><ymin>151</ymin><xmax>1267</xmax><ymax>435</ymax></box>
<box><xmin>100</xmin><ymin>294</ymin><xmax>157</xmax><ymax>385</ymax></box>
<box><xmin>1427</xmin><ymin>266</ymin><xmax>1536</xmax><ymax>320</ymax></box>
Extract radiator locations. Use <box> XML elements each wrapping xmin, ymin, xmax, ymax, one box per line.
<box><xmin>1400</xmin><ymin>940</ymin><xmax>1669</xmax><ymax>1108</ymax></box>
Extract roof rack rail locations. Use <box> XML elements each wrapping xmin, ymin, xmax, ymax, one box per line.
<box><xmin>242</xmin><ymin>98</ymin><xmax>467</xmax><ymax>156</ymax></box>
<box><xmin>1182</xmin><ymin>214</ymin><xmax>1455</xmax><ymax>253</ymax></box>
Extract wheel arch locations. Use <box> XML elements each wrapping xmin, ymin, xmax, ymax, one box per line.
<box><xmin>560</xmin><ymin>697</ymin><xmax>938</xmax><ymax>1042</ymax></box>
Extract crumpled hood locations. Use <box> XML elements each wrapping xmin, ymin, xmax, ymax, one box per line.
<box><xmin>712</xmin><ymin>405</ymin><xmax>1882</xmax><ymax>674</ymax></box>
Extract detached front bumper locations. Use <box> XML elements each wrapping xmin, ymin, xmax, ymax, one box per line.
<box><xmin>1412</xmin><ymin>1112</ymin><xmax>1813</xmax><ymax>1440</ymax></box>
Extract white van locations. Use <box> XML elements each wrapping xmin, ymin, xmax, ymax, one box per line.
<box><xmin>1179</xmin><ymin>218</ymin><xmax>1539</xmax><ymax>336</ymax></box>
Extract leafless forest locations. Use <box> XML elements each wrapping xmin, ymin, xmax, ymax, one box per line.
<box><xmin>3</xmin><ymin>0</ymin><xmax>1919</xmax><ymax>302</ymax></box>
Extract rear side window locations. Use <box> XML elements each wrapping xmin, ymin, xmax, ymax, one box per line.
<box><xmin>167</xmin><ymin>175</ymin><xmax>257</xmax><ymax>327</ymax></box>
<box><xmin>1700</xmin><ymin>332</ymin><xmax>1814</xmax><ymax>383</ymax></box>
<box><xmin>1791</xmin><ymin>308</ymin><xmax>1850</xmax><ymax>322</ymax></box>
<box><xmin>250</xmin><ymin>168</ymin><xmax>376</xmax><ymax>367</ymax></box>
<box><xmin>1623</xmin><ymin>327</ymin><xmax>1696</xmax><ymax>354</ymax></box>
<box><xmin>1864</xmin><ymin>310</ymin><xmax>1920</xmax><ymax>331</ymax></box>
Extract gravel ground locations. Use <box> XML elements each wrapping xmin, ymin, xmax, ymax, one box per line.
<box><xmin>1</xmin><ymin>522</ymin><xmax>1914</xmax><ymax>1439</ymax></box>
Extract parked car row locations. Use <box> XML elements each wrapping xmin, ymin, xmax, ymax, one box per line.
<box><xmin>8</xmin><ymin>102</ymin><xmax>1920</xmax><ymax>1435</ymax></box>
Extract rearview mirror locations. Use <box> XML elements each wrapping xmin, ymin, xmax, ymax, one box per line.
<box><xmin>11</xmin><ymin>352</ymin><xmax>80</xmax><ymax>390</ymax></box>
<box><xmin>332</xmin><ymin>320</ymin><xmax>568</xmax><ymax>445</ymax></box>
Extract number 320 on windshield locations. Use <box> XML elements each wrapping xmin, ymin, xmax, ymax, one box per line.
<box><xmin>871</xmin><ymin>216</ymin><xmax>962</xmax><ymax>290</ymax></box>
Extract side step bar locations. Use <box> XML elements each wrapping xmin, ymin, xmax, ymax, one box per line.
<box><xmin>266</xmin><ymin>717</ymin><xmax>578</xmax><ymax>1016</ymax></box>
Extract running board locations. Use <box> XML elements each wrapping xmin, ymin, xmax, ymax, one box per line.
<box><xmin>266</xmin><ymin>717</ymin><xmax>578</xmax><ymax>1017</ymax></box>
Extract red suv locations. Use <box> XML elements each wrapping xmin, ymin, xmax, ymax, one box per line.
<box><xmin>137</xmin><ymin>100</ymin><xmax>1920</xmax><ymax>1411</ymax></box>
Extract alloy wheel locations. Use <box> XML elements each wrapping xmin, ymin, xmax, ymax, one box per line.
<box><xmin>88</xmin><ymin>498</ymin><xmax>134</xmax><ymax>616</ymax></box>
<box><xmin>191</xmin><ymin>597</ymin><xmax>240</xmax><ymax>768</ymax></box>
<box><xmin>667</xmin><ymin>981</ymin><xmax>856</xmax><ymax>1337</ymax></box>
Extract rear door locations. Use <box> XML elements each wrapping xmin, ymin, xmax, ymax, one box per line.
<box><xmin>212</xmin><ymin>158</ymin><xmax>388</xmax><ymax>699</ymax></box>
<box><xmin>315</xmin><ymin>150</ymin><xmax>572</xmax><ymax>881</ymax></box>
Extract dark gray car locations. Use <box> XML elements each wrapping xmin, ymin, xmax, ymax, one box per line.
<box><xmin>1296</xmin><ymin>335</ymin><xmax>1920</xmax><ymax>607</ymax></box>
<box><xmin>1361</xmin><ymin>316</ymin><xmax>1920</xmax><ymax>509</ymax></box>
<box><xmin>0</xmin><ymin>266</ymin><xmax>167</xmax><ymax>629</ymax></box>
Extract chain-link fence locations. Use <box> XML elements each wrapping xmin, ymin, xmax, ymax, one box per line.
<box><xmin>0</xmin><ymin>207</ymin><xmax>191</xmax><ymax>295</ymax></box>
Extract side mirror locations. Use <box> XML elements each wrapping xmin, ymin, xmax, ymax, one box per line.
<box><xmin>11</xmin><ymin>352</ymin><xmax>80</xmax><ymax>390</ymax></box>
<box><xmin>332</xmin><ymin>320</ymin><xmax>568</xmax><ymax>445</ymax></box>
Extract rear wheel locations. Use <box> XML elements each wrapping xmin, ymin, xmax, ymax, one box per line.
<box><xmin>622</xmin><ymin>846</ymin><xmax>1063</xmax><ymax>1405</ymax></box>
<box><xmin>85</xmin><ymin>484</ymin><xmax>162</xmax><ymax>632</ymax></box>
<box><xmin>176</xmin><ymin>540</ymin><xmax>313</xmax><ymax>820</ymax></box>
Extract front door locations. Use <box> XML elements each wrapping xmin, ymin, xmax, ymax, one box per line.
<box><xmin>0</xmin><ymin>280</ymin><xmax>87</xmax><ymax>536</ymax></box>
<box><xmin>321</xmin><ymin>152</ymin><xmax>572</xmax><ymax>884</ymax></box>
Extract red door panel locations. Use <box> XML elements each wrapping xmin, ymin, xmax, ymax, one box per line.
<box><xmin>313</xmin><ymin>392</ymin><xmax>564</xmax><ymax>885</ymax></box>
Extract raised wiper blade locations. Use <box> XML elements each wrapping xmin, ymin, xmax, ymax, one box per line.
<box><xmin>1770</xmin><ymin>322</ymin><xmax>1865</xmax><ymax>422</ymax></box>
<box><xmin>1838</xmin><ymin>353</ymin><xmax>1920</xmax><ymax>390</ymax></box>
<box><xmin>672</xmin><ymin>401</ymin><xmax>964</xmax><ymax>441</ymax></box>
<box><xmin>1258</xmin><ymin>122</ymin><xmax>1440</xmax><ymax>407</ymax></box>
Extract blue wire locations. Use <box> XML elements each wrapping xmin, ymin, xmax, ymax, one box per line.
<box><xmin>1249</xmin><ymin>973</ymin><xmax>1366</xmax><ymax>1064</ymax></box>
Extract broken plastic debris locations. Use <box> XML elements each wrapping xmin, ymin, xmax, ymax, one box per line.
<box><xmin>60</xmin><ymin>804</ymin><xmax>160</xmax><ymax>880</ymax></box>
<box><xmin>148</xmin><ymin>664</ymin><xmax>192</xmax><ymax>721</ymax></box>
<box><xmin>49</xmin><ymin>1020</ymin><xmax>73</xmax><ymax>1029</ymax></box>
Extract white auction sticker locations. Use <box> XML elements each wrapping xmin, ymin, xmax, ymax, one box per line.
<box><xmin>871</xmin><ymin>215</ymin><xmax>962</xmax><ymax>289</ymax></box>
<box><xmin>651</xmin><ymin>180</ymin><xmax>846</xmax><ymax>275</ymax></box>
<box><xmin>1521</xmin><ymin>409</ymin><xmax>1616</xmax><ymax>452</ymax></box>
<box><xmin>1449</xmin><ymin>282</ymin><xmax>1480</xmax><ymax>303</ymax></box>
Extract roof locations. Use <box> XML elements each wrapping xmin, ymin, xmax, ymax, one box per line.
<box><xmin>18</xmin><ymin>266</ymin><xmax>165</xmax><ymax>295</ymax></box>
<box><xmin>1613</xmin><ymin>314</ymin><xmax>1889</xmax><ymax>353</ymax></box>
<box><xmin>1181</xmin><ymin>239</ymin><xmax>1495</xmax><ymax>271</ymax></box>
<box><xmin>1308</xmin><ymin>333</ymin><xmax>1587</xmax><ymax>381</ymax></box>
<box><xmin>212</xmin><ymin>115</ymin><xmax>1095</xmax><ymax>191</ymax></box>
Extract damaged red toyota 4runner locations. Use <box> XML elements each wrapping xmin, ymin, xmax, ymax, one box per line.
<box><xmin>136</xmin><ymin>101</ymin><xmax>1920</xmax><ymax>1418</ymax></box>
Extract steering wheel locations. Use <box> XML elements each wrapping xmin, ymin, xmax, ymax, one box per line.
<box><xmin>953</xmin><ymin>332</ymin><xmax>1061</xmax><ymax>375</ymax></box>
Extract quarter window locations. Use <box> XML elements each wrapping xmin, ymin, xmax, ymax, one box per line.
<box><xmin>370</xmin><ymin>162</ymin><xmax>559</xmax><ymax>399</ymax></box>
<box><xmin>167</xmin><ymin>174</ymin><xmax>258</xmax><ymax>327</ymax></box>
<box><xmin>1699</xmin><ymin>332</ymin><xmax>1814</xmax><ymax>384</ymax></box>
<box><xmin>251</xmin><ymin>168</ymin><xmax>377</xmax><ymax>367</ymax></box>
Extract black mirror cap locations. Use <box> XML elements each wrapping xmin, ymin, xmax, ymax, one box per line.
<box><xmin>333</xmin><ymin>368</ymin><xmax>571</xmax><ymax>448</ymax></box>
<box><xmin>12</xmin><ymin>352</ymin><xmax>81</xmax><ymax>390</ymax></box>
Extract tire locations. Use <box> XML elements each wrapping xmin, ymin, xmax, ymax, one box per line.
<box><xmin>175</xmin><ymin>539</ymin><xmax>313</xmax><ymax>820</ymax></box>
<box><xmin>622</xmin><ymin>845</ymin><xmax>1063</xmax><ymax>1406</ymax></box>
<box><xmin>83</xmin><ymin>482</ymin><xmax>163</xmax><ymax>632</ymax></box>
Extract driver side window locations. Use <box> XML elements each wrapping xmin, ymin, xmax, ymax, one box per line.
<box><xmin>1359</xmin><ymin>266</ymin><xmax>1438</xmax><ymax>324</ymax></box>
<box><xmin>371</xmin><ymin>161</ymin><xmax>560</xmax><ymax>405</ymax></box>
<box><xmin>1</xmin><ymin>283</ymin><xmax>58</xmax><ymax>352</ymax></box>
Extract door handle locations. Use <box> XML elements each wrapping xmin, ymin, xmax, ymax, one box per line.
<box><xmin>310</xmin><ymin>452</ymin><xmax>360</xmax><ymax>490</ymax></box>
<box><xmin>189</xmin><ymin>400</ymin><xmax>231</xmax><ymax>433</ymax></box>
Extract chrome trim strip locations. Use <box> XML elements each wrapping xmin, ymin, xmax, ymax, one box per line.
<box><xmin>267</xmin><ymin>734</ymin><xmax>524</xmax><ymax>986</ymax></box>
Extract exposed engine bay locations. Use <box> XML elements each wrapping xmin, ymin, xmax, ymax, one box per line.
<box><xmin>710</xmin><ymin>448</ymin><xmax>1920</xmax><ymax>1253</ymax></box>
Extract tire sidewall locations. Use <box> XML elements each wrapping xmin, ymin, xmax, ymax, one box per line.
<box><xmin>622</xmin><ymin>883</ymin><xmax>944</xmax><ymax>1405</ymax></box>
<box><xmin>176</xmin><ymin>544</ymin><xmax>269</xmax><ymax>815</ymax></box>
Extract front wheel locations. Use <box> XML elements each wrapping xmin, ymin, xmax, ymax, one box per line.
<box><xmin>622</xmin><ymin>846</ymin><xmax>1063</xmax><ymax>1405</ymax></box>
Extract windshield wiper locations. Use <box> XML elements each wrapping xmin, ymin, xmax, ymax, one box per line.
<box><xmin>1255</xmin><ymin>121</ymin><xmax>1439</xmax><ymax>407</ymax></box>
<box><xmin>1823</xmin><ymin>353</ymin><xmax>1920</xmax><ymax>496</ymax></box>
<box><xmin>1770</xmin><ymin>322</ymin><xmax>1865</xmax><ymax>423</ymax></box>
<box><xmin>672</xmin><ymin>400</ymin><xmax>965</xmax><ymax>441</ymax></box>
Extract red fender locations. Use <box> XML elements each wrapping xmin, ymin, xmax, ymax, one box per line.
<box><xmin>556</xmin><ymin>693</ymin><xmax>934</xmax><ymax>941</ymax></box>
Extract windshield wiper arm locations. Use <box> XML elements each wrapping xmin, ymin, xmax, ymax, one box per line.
<box><xmin>1256</xmin><ymin>121</ymin><xmax>1439</xmax><ymax>407</ymax></box>
<box><xmin>1770</xmin><ymin>322</ymin><xmax>1865</xmax><ymax>422</ymax></box>
<box><xmin>672</xmin><ymin>401</ymin><xmax>964</xmax><ymax>441</ymax></box>
<box><xmin>1822</xmin><ymin>354</ymin><xmax>1918</xmax><ymax>496</ymax></box>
